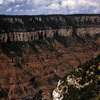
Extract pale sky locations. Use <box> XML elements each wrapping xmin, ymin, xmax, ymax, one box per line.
<box><xmin>0</xmin><ymin>0</ymin><xmax>100</xmax><ymax>15</ymax></box>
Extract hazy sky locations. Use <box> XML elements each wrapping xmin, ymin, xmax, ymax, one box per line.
<box><xmin>0</xmin><ymin>0</ymin><xmax>100</xmax><ymax>15</ymax></box>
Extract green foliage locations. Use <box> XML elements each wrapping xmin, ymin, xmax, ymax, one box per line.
<box><xmin>1</xmin><ymin>41</ymin><xmax>27</xmax><ymax>57</ymax></box>
<box><xmin>96</xmin><ymin>79</ymin><xmax>100</xmax><ymax>85</ymax></box>
<box><xmin>0</xmin><ymin>14</ymin><xmax>100</xmax><ymax>33</ymax></box>
<box><xmin>46</xmin><ymin>37</ymin><xmax>54</xmax><ymax>44</ymax></box>
<box><xmin>62</xmin><ymin>54</ymin><xmax>100</xmax><ymax>100</ymax></box>
<box><xmin>15</xmin><ymin>88</ymin><xmax>23</xmax><ymax>95</ymax></box>
<box><xmin>0</xmin><ymin>40</ymin><xmax>50</xmax><ymax>57</ymax></box>
<box><xmin>85</xmin><ymin>34</ymin><xmax>92</xmax><ymax>40</ymax></box>
<box><xmin>53</xmin><ymin>74</ymin><xmax>61</xmax><ymax>82</ymax></box>
<box><xmin>32</xmin><ymin>81</ymin><xmax>42</xmax><ymax>89</ymax></box>
<box><xmin>74</xmin><ymin>34</ymin><xmax>86</xmax><ymax>45</ymax></box>
<box><xmin>77</xmin><ymin>54</ymin><xmax>100</xmax><ymax>73</ymax></box>
<box><xmin>46</xmin><ymin>37</ymin><xmax>55</xmax><ymax>51</ymax></box>
<box><xmin>28</xmin><ymin>39</ymin><xmax>49</xmax><ymax>52</ymax></box>
<box><xmin>79</xmin><ymin>80</ymin><xmax>85</xmax><ymax>85</ymax></box>
<box><xmin>61</xmin><ymin>73</ymin><xmax>69</xmax><ymax>82</ymax></box>
<box><xmin>47</xmin><ymin>74</ymin><xmax>61</xmax><ymax>85</ymax></box>
<box><xmin>0</xmin><ymin>86</ymin><xmax>9</xmax><ymax>99</ymax></box>
<box><xmin>24</xmin><ymin>70</ymin><xmax>33</xmax><ymax>77</ymax></box>
<box><xmin>97</xmin><ymin>95</ymin><xmax>100</xmax><ymax>100</ymax></box>
<box><xmin>35</xmin><ymin>39</ymin><xmax>48</xmax><ymax>46</ymax></box>
<box><xmin>55</xmin><ymin>35</ymin><xmax>74</xmax><ymax>48</ymax></box>
<box><xmin>47</xmin><ymin>78</ymin><xmax>53</xmax><ymax>85</ymax></box>
<box><xmin>28</xmin><ymin>41</ymin><xmax>38</xmax><ymax>53</ymax></box>
<box><xmin>94</xmin><ymin>34</ymin><xmax>100</xmax><ymax>41</ymax></box>
<box><xmin>24</xmin><ymin>87</ymin><xmax>27</xmax><ymax>92</ymax></box>
<box><xmin>17</xmin><ymin>63</ymin><xmax>23</xmax><ymax>69</ymax></box>
<box><xmin>63</xmin><ymin>83</ymin><xmax>96</xmax><ymax>100</ymax></box>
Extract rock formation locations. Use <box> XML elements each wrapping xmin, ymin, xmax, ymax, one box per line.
<box><xmin>0</xmin><ymin>14</ymin><xmax>100</xmax><ymax>32</ymax></box>
<box><xmin>0</xmin><ymin>27</ymin><xmax>100</xmax><ymax>43</ymax></box>
<box><xmin>0</xmin><ymin>14</ymin><xmax>100</xmax><ymax>100</ymax></box>
<box><xmin>0</xmin><ymin>28</ymin><xmax>72</xmax><ymax>43</ymax></box>
<box><xmin>53</xmin><ymin>56</ymin><xmax>100</xmax><ymax>100</ymax></box>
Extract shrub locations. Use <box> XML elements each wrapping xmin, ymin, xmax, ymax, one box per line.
<box><xmin>0</xmin><ymin>86</ymin><xmax>8</xmax><ymax>99</ymax></box>
<box><xmin>53</xmin><ymin>74</ymin><xmax>61</xmax><ymax>82</ymax></box>
<box><xmin>1</xmin><ymin>41</ymin><xmax>27</xmax><ymax>57</ymax></box>
<box><xmin>32</xmin><ymin>81</ymin><xmax>42</xmax><ymax>89</ymax></box>
<box><xmin>47</xmin><ymin>78</ymin><xmax>53</xmax><ymax>85</ymax></box>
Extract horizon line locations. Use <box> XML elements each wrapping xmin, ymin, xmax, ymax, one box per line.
<box><xmin>0</xmin><ymin>13</ymin><xmax>100</xmax><ymax>16</ymax></box>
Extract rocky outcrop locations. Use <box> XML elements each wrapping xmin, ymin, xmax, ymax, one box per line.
<box><xmin>52</xmin><ymin>58</ymin><xmax>100</xmax><ymax>100</ymax></box>
<box><xmin>0</xmin><ymin>28</ymin><xmax>72</xmax><ymax>43</ymax></box>
<box><xmin>0</xmin><ymin>27</ymin><xmax>100</xmax><ymax>43</ymax></box>
<box><xmin>52</xmin><ymin>75</ymin><xmax>89</xmax><ymax>100</ymax></box>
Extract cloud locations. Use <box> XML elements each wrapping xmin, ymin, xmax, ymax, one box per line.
<box><xmin>19</xmin><ymin>10</ymin><xmax>23</xmax><ymax>12</ymax></box>
<box><xmin>26</xmin><ymin>10</ymin><xmax>29</xmax><ymax>12</ymax></box>
<box><xmin>46</xmin><ymin>3</ymin><xmax>60</xmax><ymax>10</ymax></box>
<box><xmin>31</xmin><ymin>9</ymin><xmax>34</xmax><ymax>11</ymax></box>
<box><xmin>25</xmin><ymin>9</ymin><xmax>35</xmax><ymax>12</ymax></box>
<box><xmin>4</xmin><ymin>0</ymin><xmax>15</xmax><ymax>5</ymax></box>
<box><xmin>61</xmin><ymin>0</ymin><xmax>76</xmax><ymax>9</ymax></box>
<box><xmin>14</xmin><ymin>9</ymin><xmax>18</xmax><ymax>12</ymax></box>
<box><xmin>0</xmin><ymin>0</ymin><xmax>26</xmax><ymax>6</ymax></box>
<box><xmin>6</xmin><ymin>7</ymin><xmax>12</xmax><ymax>12</ymax></box>
<box><xmin>59</xmin><ymin>0</ymin><xmax>100</xmax><ymax>14</ymax></box>
<box><xmin>15</xmin><ymin>4</ymin><xmax>24</xmax><ymax>8</ymax></box>
<box><xmin>27</xmin><ymin>0</ymin><xmax>52</xmax><ymax>7</ymax></box>
<box><xmin>0</xmin><ymin>0</ymin><xmax>100</xmax><ymax>15</ymax></box>
<box><xmin>0</xmin><ymin>0</ymin><xmax>3</xmax><ymax>4</ymax></box>
<box><xmin>26</xmin><ymin>0</ymin><xmax>100</xmax><ymax>15</ymax></box>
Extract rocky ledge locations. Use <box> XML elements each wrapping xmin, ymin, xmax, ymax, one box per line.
<box><xmin>53</xmin><ymin>56</ymin><xmax>100</xmax><ymax>100</ymax></box>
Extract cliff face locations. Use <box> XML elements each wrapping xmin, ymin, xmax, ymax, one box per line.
<box><xmin>0</xmin><ymin>14</ymin><xmax>100</xmax><ymax>43</ymax></box>
<box><xmin>0</xmin><ymin>14</ymin><xmax>100</xmax><ymax>33</ymax></box>
<box><xmin>0</xmin><ymin>27</ymin><xmax>100</xmax><ymax>43</ymax></box>
<box><xmin>0</xmin><ymin>28</ymin><xmax>72</xmax><ymax>43</ymax></box>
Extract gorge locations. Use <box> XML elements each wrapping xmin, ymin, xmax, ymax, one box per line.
<box><xmin>0</xmin><ymin>14</ymin><xmax>100</xmax><ymax>100</ymax></box>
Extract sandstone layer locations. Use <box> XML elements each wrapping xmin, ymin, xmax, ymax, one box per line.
<box><xmin>0</xmin><ymin>27</ymin><xmax>100</xmax><ymax>44</ymax></box>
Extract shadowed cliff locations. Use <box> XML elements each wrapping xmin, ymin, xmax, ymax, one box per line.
<box><xmin>0</xmin><ymin>14</ymin><xmax>100</xmax><ymax>33</ymax></box>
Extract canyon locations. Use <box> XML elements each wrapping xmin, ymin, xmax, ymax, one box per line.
<box><xmin>0</xmin><ymin>14</ymin><xmax>100</xmax><ymax>100</ymax></box>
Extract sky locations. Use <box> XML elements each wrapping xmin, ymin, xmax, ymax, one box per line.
<box><xmin>0</xmin><ymin>0</ymin><xmax>100</xmax><ymax>15</ymax></box>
